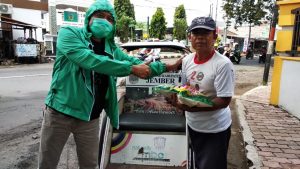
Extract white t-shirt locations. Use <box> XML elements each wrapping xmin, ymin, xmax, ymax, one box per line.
<box><xmin>182</xmin><ymin>51</ymin><xmax>235</xmax><ymax>133</ymax></box>
<box><xmin>145</xmin><ymin>48</ymin><xmax>161</xmax><ymax>62</ymax></box>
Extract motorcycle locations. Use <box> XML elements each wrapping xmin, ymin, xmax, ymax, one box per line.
<box><xmin>229</xmin><ymin>50</ymin><xmax>241</xmax><ymax>64</ymax></box>
<box><xmin>258</xmin><ymin>53</ymin><xmax>266</xmax><ymax>64</ymax></box>
<box><xmin>258</xmin><ymin>47</ymin><xmax>267</xmax><ymax>64</ymax></box>
<box><xmin>223</xmin><ymin>49</ymin><xmax>231</xmax><ymax>59</ymax></box>
<box><xmin>217</xmin><ymin>45</ymin><xmax>225</xmax><ymax>55</ymax></box>
<box><xmin>246</xmin><ymin>48</ymin><xmax>254</xmax><ymax>60</ymax></box>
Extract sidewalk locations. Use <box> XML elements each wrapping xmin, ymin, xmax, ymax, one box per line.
<box><xmin>236</xmin><ymin>84</ymin><xmax>300</xmax><ymax>169</ymax></box>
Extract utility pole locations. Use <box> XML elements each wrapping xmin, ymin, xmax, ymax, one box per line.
<box><xmin>209</xmin><ymin>3</ymin><xmax>212</xmax><ymax>17</ymax></box>
<box><xmin>48</xmin><ymin>0</ymin><xmax>57</xmax><ymax>35</ymax></box>
<box><xmin>223</xmin><ymin>19</ymin><xmax>228</xmax><ymax>44</ymax></box>
<box><xmin>215</xmin><ymin>0</ymin><xmax>218</xmax><ymax>21</ymax></box>
<box><xmin>263</xmin><ymin>5</ymin><xmax>278</xmax><ymax>85</ymax></box>
<box><xmin>147</xmin><ymin>16</ymin><xmax>149</xmax><ymax>39</ymax></box>
<box><xmin>210</xmin><ymin>3</ymin><xmax>214</xmax><ymax>18</ymax></box>
<box><xmin>211</xmin><ymin>3</ymin><xmax>214</xmax><ymax>19</ymax></box>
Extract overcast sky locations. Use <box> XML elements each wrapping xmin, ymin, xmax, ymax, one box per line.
<box><xmin>129</xmin><ymin>0</ymin><xmax>225</xmax><ymax>27</ymax></box>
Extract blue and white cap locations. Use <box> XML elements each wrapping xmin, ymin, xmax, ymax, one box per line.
<box><xmin>187</xmin><ymin>17</ymin><xmax>216</xmax><ymax>32</ymax></box>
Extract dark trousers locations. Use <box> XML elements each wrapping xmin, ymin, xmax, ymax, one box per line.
<box><xmin>188</xmin><ymin>125</ymin><xmax>231</xmax><ymax>169</ymax></box>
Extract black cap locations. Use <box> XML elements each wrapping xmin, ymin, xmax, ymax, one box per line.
<box><xmin>187</xmin><ymin>17</ymin><xmax>216</xmax><ymax>32</ymax></box>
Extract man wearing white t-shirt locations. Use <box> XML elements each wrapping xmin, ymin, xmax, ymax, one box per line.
<box><xmin>168</xmin><ymin>17</ymin><xmax>235</xmax><ymax>169</ymax></box>
<box><xmin>145</xmin><ymin>48</ymin><xmax>161</xmax><ymax>62</ymax></box>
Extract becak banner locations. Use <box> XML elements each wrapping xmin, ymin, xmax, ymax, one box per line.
<box><xmin>126</xmin><ymin>73</ymin><xmax>181</xmax><ymax>87</ymax></box>
<box><xmin>124</xmin><ymin>72</ymin><xmax>183</xmax><ymax>115</ymax></box>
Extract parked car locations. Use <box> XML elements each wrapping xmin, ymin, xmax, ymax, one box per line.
<box><xmin>120</xmin><ymin>41</ymin><xmax>191</xmax><ymax>62</ymax></box>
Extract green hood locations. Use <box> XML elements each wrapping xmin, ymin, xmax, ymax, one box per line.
<box><xmin>83</xmin><ymin>0</ymin><xmax>117</xmax><ymax>48</ymax></box>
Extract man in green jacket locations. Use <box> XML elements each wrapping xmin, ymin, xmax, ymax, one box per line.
<box><xmin>38</xmin><ymin>0</ymin><xmax>181</xmax><ymax>168</ymax></box>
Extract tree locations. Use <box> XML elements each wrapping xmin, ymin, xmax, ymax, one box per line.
<box><xmin>173</xmin><ymin>4</ymin><xmax>188</xmax><ymax>40</ymax></box>
<box><xmin>150</xmin><ymin>8</ymin><xmax>167</xmax><ymax>40</ymax></box>
<box><xmin>114</xmin><ymin>0</ymin><xmax>135</xmax><ymax>20</ymax></box>
<box><xmin>223</xmin><ymin>0</ymin><xmax>270</xmax><ymax>42</ymax></box>
<box><xmin>136</xmin><ymin>22</ymin><xmax>146</xmax><ymax>30</ymax></box>
<box><xmin>115</xmin><ymin>16</ymin><xmax>135</xmax><ymax>42</ymax></box>
<box><xmin>114</xmin><ymin>0</ymin><xmax>136</xmax><ymax>42</ymax></box>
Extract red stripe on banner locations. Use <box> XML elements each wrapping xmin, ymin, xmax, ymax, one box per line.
<box><xmin>111</xmin><ymin>133</ymin><xmax>132</xmax><ymax>154</ymax></box>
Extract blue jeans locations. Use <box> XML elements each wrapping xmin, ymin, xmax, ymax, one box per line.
<box><xmin>188</xmin><ymin>125</ymin><xmax>231</xmax><ymax>169</ymax></box>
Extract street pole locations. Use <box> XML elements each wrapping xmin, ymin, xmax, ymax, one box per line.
<box><xmin>215</xmin><ymin>0</ymin><xmax>218</xmax><ymax>21</ymax></box>
<box><xmin>131</xmin><ymin>27</ymin><xmax>133</xmax><ymax>42</ymax></box>
<box><xmin>262</xmin><ymin>5</ymin><xmax>278</xmax><ymax>85</ymax></box>
<box><xmin>147</xmin><ymin>16</ymin><xmax>149</xmax><ymax>39</ymax></box>
<box><xmin>48</xmin><ymin>0</ymin><xmax>57</xmax><ymax>35</ymax></box>
<box><xmin>211</xmin><ymin>3</ymin><xmax>214</xmax><ymax>19</ymax></box>
<box><xmin>223</xmin><ymin>18</ymin><xmax>228</xmax><ymax>44</ymax></box>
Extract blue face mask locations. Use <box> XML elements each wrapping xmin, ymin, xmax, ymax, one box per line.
<box><xmin>90</xmin><ymin>18</ymin><xmax>113</xmax><ymax>39</ymax></box>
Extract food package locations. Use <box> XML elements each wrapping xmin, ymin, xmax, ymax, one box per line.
<box><xmin>177</xmin><ymin>91</ymin><xmax>213</xmax><ymax>107</ymax></box>
<box><xmin>153</xmin><ymin>84</ymin><xmax>178</xmax><ymax>97</ymax></box>
<box><xmin>154</xmin><ymin>84</ymin><xmax>213</xmax><ymax>107</ymax></box>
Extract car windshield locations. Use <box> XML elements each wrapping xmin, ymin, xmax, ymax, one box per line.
<box><xmin>122</xmin><ymin>46</ymin><xmax>190</xmax><ymax>59</ymax></box>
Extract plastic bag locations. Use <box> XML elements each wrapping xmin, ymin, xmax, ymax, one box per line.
<box><xmin>177</xmin><ymin>91</ymin><xmax>213</xmax><ymax>107</ymax></box>
<box><xmin>153</xmin><ymin>84</ymin><xmax>178</xmax><ymax>97</ymax></box>
<box><xmin>153</xmin><ymin>84</ymin><xmax>213</xmax><ymax>107</ymax></box>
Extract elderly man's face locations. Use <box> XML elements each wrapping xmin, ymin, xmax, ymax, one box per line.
<box><xmin>189</xmin><ymin>28</ymin><xmax>217</xmax><ymax>52</ymax></box>
<box><xmin>89</xmin><ymin>11</ymin><xmax>114</xmax><ymax>26</ymax></box>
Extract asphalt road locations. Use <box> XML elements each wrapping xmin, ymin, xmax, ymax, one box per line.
<box><xmin>0</xmin><ymin>64</ymin><xmax>52</xmax><ymax>131</ymax></box>
<box><xmin>0</xmin><ymin>55</ymin><xmax>272</xmax><ymax>168</ymax></box>
<box><xmin>0</xmin><ymin>63</ymin><xmax>52</xmax><ymax>168</ymax></box>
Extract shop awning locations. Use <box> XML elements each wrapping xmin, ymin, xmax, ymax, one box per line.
<box><xmin>0</xmin><ymin>15</ymin><xmax>40</xmax><ymax>31</ymax></box>
<box><xmin>218</xmin><ymin>29</ymin><xmax>238</xmax><ymax>37</ymax></box>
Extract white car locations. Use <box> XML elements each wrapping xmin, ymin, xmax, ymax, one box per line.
<box><xmin>120</xmin><ymin>41</ymin><xmax>191</xmax><ymax>61</ymax></box>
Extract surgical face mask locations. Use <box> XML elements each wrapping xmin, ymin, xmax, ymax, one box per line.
<box><xmin>90</xmin><ymin>18</ymin><xmax>113</xmax><ymax>39</ymax></box>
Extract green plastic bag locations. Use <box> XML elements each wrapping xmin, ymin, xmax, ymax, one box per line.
<box><xmin>177</xmin><ymin>91</ymin><xmax>213</xmax><ymax>107</ymax></box>
<box><xmin>153</xmin><ymin>84</ymin><xmax>178</xmax><ymax>97</ymax></box>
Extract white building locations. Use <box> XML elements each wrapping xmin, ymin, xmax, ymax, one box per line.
<box><xmin>0</xmin><ymin>1</ymin><xmax>47</xmax><ymax>42</ymax></box>
<box><xmin>12</xmin><ymin>7</ymin><xmax>44</xmax><ymax>42</ymax></box>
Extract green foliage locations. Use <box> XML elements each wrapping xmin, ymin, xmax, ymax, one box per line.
<box><xmin>222</xmin><ymin>0</ymin><xmax>272</xmax><ymax>28</ymax></box>
<box><xmin>222</xmin><ymin>0</ymin><xmax>276</xmax><ymax>40</ymax></box>
<box><xmin>129</xmin><ymin>4</ymin><xmax>135</xmax><ymax>20</ymax></box>
<box><xmin>173</xmin><ymin>19</ymin><xmax>188</xmax><ymax>40</ymax></box>
<box><xmin>116</xmin><ymin>16</ymin><xmax>135</xmax><ymax>42</ymax></box>
<box><xmin>174</xmin><ymin>4</ymin><xmax>186</xmax><ymax>19</ymax></box>
<box><xmin>173</xmin><ymin>5</ymin><xmax>188</xmax><ymax>40</ymax></box>
<box><xmin>114</xmin><ymin>0</ymin><xmax>135</xmax><ymax>19</ymax></box>
<box><xmin>114</xmin><ymin>0</ymin><xmax>136</xmax><ymax>42</ymax></box>
<box><xmin>136</xmin><ymin>22</ymin><xmax>147</xmax><ymax>30</ymax></box>
<box><xmin>150</xmin><ymin>8</ymin><xmax>167</xmax><ymax>40</ymax></box>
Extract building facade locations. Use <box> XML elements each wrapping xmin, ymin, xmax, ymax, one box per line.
<box><xmin>0</xmin><ymin>0</ymin><xmax>47</xmax><ymax>59</ymax></box>
<box><xmin>276</xmin><ymin>0</ymin><xmax>300</xmax><ymax>56</ymax></box>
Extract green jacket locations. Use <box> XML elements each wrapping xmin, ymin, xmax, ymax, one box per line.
<box><xmin>45</xmin><ymin>0</ymin><xmax>166</xmax><ymax>128</ymax></box>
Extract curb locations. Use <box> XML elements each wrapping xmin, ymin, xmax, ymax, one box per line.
<box><xmin>161</xmin><ymin>55</ymin><xmax>182</xmax><ymax>59</ymax></box>
<box><xmin>236</xmin><ymin>97</ymin><xmax>262</xmax><ymax>169</ymax></box>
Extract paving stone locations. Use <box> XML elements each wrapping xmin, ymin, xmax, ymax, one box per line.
<box><xmin>265</xmin><ymin>157</ymin><xmax>291</xmax><ymax>163</ymax></box>
<box><xmin>258</xmin><ymin>151</ymin><xmax>274</xmax><ymax>157</ymax></box>
<box><xmin>256</xmin><ymin>142</ymin><xmax>268</xmax><ymax>147</ymax></box>
<box><xmin>255</xmin><ymin>139</ymin><xmax>276</xmax><ymax>144</ymax></box>
<box><xmin>282</xmin><ymin>149</ymin><xmax>300</xmax><ymax>155</ymax></box>
<box><xmin>291</xmin><ymin>159</ymin><xmax>300</xmax><ymax>165</ymax></box>
<box><xmin>262</xmin><ymin>161</ymin><xmax>282</xmax><ymax>168</ymax></box>
<box><xmin>260</xmin><ymin>147</ymin><xmax>282</xmax><ymax>153</ymax></box>
<box><xmin>268</xmin><ymin>144</ymin><xmax>289</xmax><ymax>149</ymax></box>
<box><xmin>289</xmin><ymin>145</ymin><xmax>300</xmax><ymax>150</ymax></box>
<box><xmin>273</xmin><ymin>153</ymin><xmax>298</xmax><ymax>159</ymax></box>
<box><xmin>281</xmin><ymin>163</ymin><xmax>300</xmax><ymax>169</ymax></box>
<box><xmin>239</xmin><ymin>84</ymin><xmax>300</xmax><ymax>168</ymax></box>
